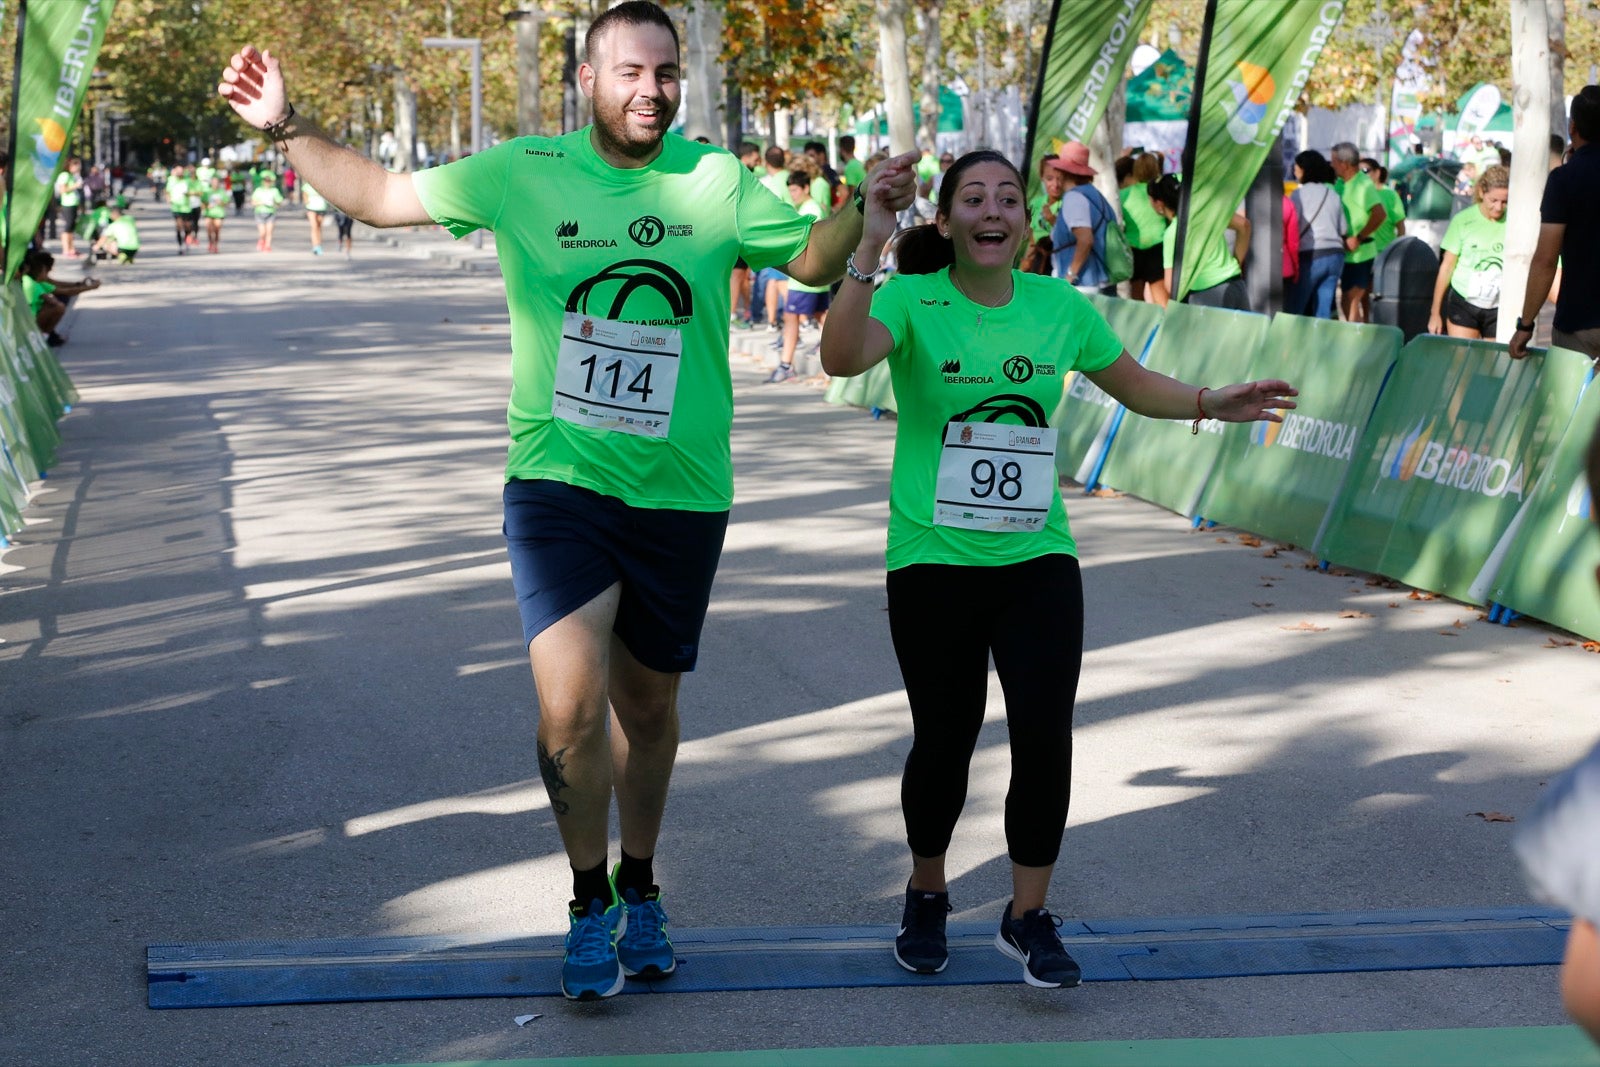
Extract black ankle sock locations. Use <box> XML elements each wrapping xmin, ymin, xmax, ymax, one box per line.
<box><xmin>572</xmin><ymin>861</ymin><xmax>611</xmax><ymax>912</ymax></box>
<box><xmin>614</xmin><ymin>850</ymin><xmax>655</xmax><ymax>897</ymax></box>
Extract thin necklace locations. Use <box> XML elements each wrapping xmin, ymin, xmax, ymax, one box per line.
<box><xmin>948</xmin><ymin>267</ymin><xmax>1012</xmax><ymax>327</ymax></box>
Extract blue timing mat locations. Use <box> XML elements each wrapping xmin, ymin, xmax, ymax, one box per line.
<box><xmin>146</xmin><ymin>905</ymin><xmax>1569</xmax><ymax>1009</ymax></box>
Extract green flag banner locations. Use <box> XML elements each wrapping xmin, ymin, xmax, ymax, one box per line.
<box><xmin>1095</xmin><ymin>301</ymin><xmax>1267</xmax><ymax>517</ymax></box>
<box><xmin>4</xmin><ymin>0</ymin><xmax>116</xmax><ymax>283</ymax></box>
<box><xmin>1486</xmin><ymin>373</ymin><xmax>1600</xmax><ymax>642</ymax></box>
<box><xmin>1175</xmin><ymin>0</ymin><xmax>1344</xmax><ymax>299</ymax></box>
<box><xmin>1319</xmin><ymin>339</ymin><xmax>1591</xmax><ymax>603</ymax></box>
<box><xmin>1051</xmin><ymin>295</ymin><xmax>1163</xmax><ymax>482</ymax></box>
<box><xmin>1196</xmin><ymin>314</ymin><xmax>1401</xmax><ymax>552</ymax></box>
<box><xmin>1024</xmin><ymin>0</ymin><xmax>1153</xmax><ymax>201</ymax></box>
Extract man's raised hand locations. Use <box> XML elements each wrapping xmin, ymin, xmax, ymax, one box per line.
<box><xmin>218</xmin><ymin>46</ymin><xmax>288</xmax><ymax>130</ymax></box>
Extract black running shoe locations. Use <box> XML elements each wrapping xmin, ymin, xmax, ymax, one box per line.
<box><xmin>995</xmin><ymin>901</ymin><xmax>1081</xmax><ymax>988</ymax></box>
<box><xmin>894</xmin><ymin>884</ymin><xmax>951</xmax><ymax>974</ymax></box>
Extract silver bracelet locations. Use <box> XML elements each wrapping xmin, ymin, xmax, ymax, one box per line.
<box><xmin>845</xmin><ymin>252</ymin><xmax>883</xmax><ymax>284</ymax></box>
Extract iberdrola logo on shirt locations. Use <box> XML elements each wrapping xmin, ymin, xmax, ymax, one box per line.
<box><xmin>566</xmin><ymin>258</ymin><xmax>693</xmax><ymax>327</ymax></box>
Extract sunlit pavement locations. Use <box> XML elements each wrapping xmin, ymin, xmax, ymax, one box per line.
<box><xmin>3</xmin><ymin>195</ymin><xmax>1599</xmax><ymax>1065</ymax></box>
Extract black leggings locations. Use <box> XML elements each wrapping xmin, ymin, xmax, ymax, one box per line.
<box><xmin>887</xmin><ymin>553</ymin><xmax>1084</xmax><ymax>868</ymax></box>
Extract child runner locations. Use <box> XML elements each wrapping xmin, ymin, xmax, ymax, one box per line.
<box><xmin>251</xmin><ymin>171</ymin><xmax>285</xmax><ymax>252</ymax></box>
<box><xmin>204</xmin><ymin>176</ymin><xmax>231</xmax><ymax>253</ymax></box>
<box><xmin>820</xmin><ymin>149</ymin><xmax>1296</xmax><ymax>988</ymax></box>
<box><xmin>764</xmin><ymin>170</ymin><xmax>830</xmax><ymax>383</ymax></box>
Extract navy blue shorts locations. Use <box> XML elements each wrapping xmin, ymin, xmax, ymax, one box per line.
<box><xmin>1341</xmin><ymin>258</ymin><xmax>1373</xmax><ymax>291</ymax></box>
<box><xmin>785</xmin><ymin>289</ymin><xmax>831</xmax><ymax>316</ymax></box>
<box><xmin>502</xmin><ymin>479</ymin><xmax>729</xmax><ymax>673</ymax></box>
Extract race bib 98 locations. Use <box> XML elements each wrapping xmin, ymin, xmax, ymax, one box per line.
<box><xmin>933</xmin><ymin>421</ymin><xmax>1058</xmax><ymax>532</ymax></box>
<box><xmin>553</xmin><ymin>313</ymin><xmax>681</xmax><ymax>438</ymax></box>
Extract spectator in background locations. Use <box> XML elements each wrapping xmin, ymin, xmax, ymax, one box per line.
<box><xmin>802</xmin><ymin>142</ymin><xmax>837</xmax><ymax>217</ymax></box>
<box><xmin>1146</xmin><ymin>174</ymin><xmax>1248</xmax><ymax>311</ymax></box>
<box><xmin>764</xmin><ymin>171</ymin><xmax>830</xmax><ymax>384</ymax></box>
<box><xmin>1330</xmin><ymin>141</ymin><xmax>1385</xmax><ymax>323</ymax></box>
<box><xmin>930</xmin><ymin>151</ymin><xmax>955</xmax><ymax>201</ymax></box>
<box><xmin>93</xmin><ymin>202</ymin><xmax>141</xmax><ymax>264</ymax></box>
<box><xmin>1286</xmin><ymin>151</ymin><xmax>1345</xmax><ymax>319</ymax></box>
<box><xmin>1512</xmin><ymin>425</ymin><xmax>1600</xmax><ymax>1046</ymax></box>
<box><xmin>1511</xmin><ymin>84</ymin><xmax>1600</xmax><ymax>361</ymax></box>
<box><xmin>753</xmin><ymin>145</ymin><xmax>793</xmax><ymax>331</ymax></box>
<box><xmin>1049</xmin><ymin>142</ymin><xmax>1116</xmax><ymax>295</ymax></box>
<box><xmin>1361</xmin><ymin>158</ymin><xmax>1406</xmax><ymax>256</ymax></box>
<box><xmin>1428</xmin><ymin>165</ymin><xmax>1507</xmax><ymax>340</ymax></box>
<box><xmin>21</xmin><ymin>249</ymin><xmax>99</xmax><ymax>345</ymax></box>
<box><xmin>839</xmin><ymin>134</ymin><xmax>866</xmax><ymax>191</ymax></box>
<box><xmin>1282</xmin><ymin>190</ymin><xmax>1300</xmax><ymax>298</ymax></box>
<box><xmin>54</xmin><ymin>158</ymin><xmax>85</xmax><ymax>259</ymax></box>
<box><xmin>1118</xmin><ymin>151</ymin><xmax>1168</xmax><ymax>305</ymax></box>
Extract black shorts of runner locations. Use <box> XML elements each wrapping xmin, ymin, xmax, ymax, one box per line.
<box><xmin>502</xmin><ymin>478</ymin><xmax>729</xmax><ymax>673</ymax></box>
<box><xmin>335</xmin><ymin>213</ymin><xmax>354</xmax><ymax>238</ymax></box>
<box><xmin>1131</xmin><ymin>242</ymin><xmax>1163</xmax><ymax>283</ymax></box>
<box><xmin>1442</xmin><ymin>286</ymin><xmax>1497</xmax><ymax>335</ymax></box>
<box><xmin>61</xmin><ymin>205</ymin><xmax>79</xmax><ymax>231</ymax></box>
<box><xmin>1340</xmin><ymin>258</ymin><xmax>1373</xmax><ymax>292</ymax></box>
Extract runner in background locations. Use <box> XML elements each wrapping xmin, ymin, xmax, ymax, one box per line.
<box><xmin>251</xmin><ymin>171</ymin><xmax>284</xmax><ymax>252</ymax></box>
<box><xmin>303</xmin><ymin>183</ymin><xmax>330</xmax><ymax>255</ymax></box>
<box><xmin>204</xmin><ymin>176</ymin><xmax>230</xmax><ymax>254</ymax></box>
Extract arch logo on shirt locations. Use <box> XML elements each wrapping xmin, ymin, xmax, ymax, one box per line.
<box><xmin>565</xmin><ymin>258</ymin><xmax>693</xmax><ymax>327</ymax></box>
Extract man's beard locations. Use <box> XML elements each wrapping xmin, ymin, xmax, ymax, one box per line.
<box><xmin>592</xmin><ymin>94</ymin><xmax>676</xmax><ymax>161</ymax></box>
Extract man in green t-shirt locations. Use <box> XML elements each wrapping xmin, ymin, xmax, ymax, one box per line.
<box><xmin>1361</xmin><ymin>157</ymin><xmax>1406</xmax><ymax>255</ymax></box>
<box><xmin>1330</xmin><ymin>142</ymin><xmax>1386</xmax><ymax>323</ymax></box>
<box><xmin>219</xmin><ymin>0</ymin><xmax>917</xmax><ymax>1002</ymax></box>
<box><xmin>839</xmin><ymin>134</ymin><xmax>866</xmax><ymax>190</ymax></box>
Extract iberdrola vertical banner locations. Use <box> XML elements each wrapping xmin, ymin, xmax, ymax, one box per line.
<box><xmin>1024</xmin><ymin>0</ymin><xmax>1153</xmax><ymax>200</ymax></box>
<box><xmin>4</xmin><ymin>0</ymin><xmax>116</xmax><ymax>282</ymax></box>
<box><xmin>1174</xmin><ymin>0</ymin><xmax>1344</xmax><ymax>299</ymax></box>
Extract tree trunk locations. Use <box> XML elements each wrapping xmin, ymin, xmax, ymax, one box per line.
<box><xmin>515</xmin><ymin>5</ymin><xmax>544</xmax><ymax>137</ymax></box>
<box><xmin>876</xmin><ymin>0</ymin><xmax>916</xmax><ymax>155</ymax></box>
<box><xmin>1499</xmin><ymin>0</ymin><xmax>1551</xmax><ymax>342</ymax></box>
<box><xmin>1547</xmin><ymin>0</ymin><xmax>1566</xmax><ymax>140</ymax></box>
<box><xmin>682</xmin><ymin>0</ymin><xmax>725</xmax><ymax>143</ymax></box>
<box><xmin>393</xmin><ymin>74</ymin><xmax>418</xmax><ymax>172</ymax></box>
<box><xmin>724</xmin><ymin>73</ymin><xmax>743</xmax><ymax>151</ymax></box>
<box><xmin>916</xmin><ymin>2</ymin><xmax>942</xmax><ymax>154</ymax></box>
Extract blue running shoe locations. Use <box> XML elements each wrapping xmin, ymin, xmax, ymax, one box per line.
<box><xmin>561</xmin><ymin>895</ymin><xmax>626</xmax><ymax>1001</ymax></box>
<box><xmin>614</xmin><ymin>877</ymin><xmax>677</xmax><ymax>978</ymax></box>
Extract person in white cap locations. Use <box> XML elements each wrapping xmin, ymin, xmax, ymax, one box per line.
<box><xmin>1047</xmin><ymin>142</ymin><xmax>1117</xmax><ymax>295</ymax></box>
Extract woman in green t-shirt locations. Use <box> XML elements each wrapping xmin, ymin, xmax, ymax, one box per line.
<box><xmin>1147</xmin><ymin>174</ymin><xmax>1250</xmax><ymax>311</ymax></box>
<box><xmin>1428</xmin><ymin>165</ymin><xmax>1509</xmax><ymax>339</ymax></box>
<box><xmin>1117</xmin><ymin>151</ymin><xmax>1169</xmax><ymax>305</ymax></box>
<box><xmin>820</xmin><ymin>149</ymin><xmax>1296</xmax><ymax>989</ymax></box>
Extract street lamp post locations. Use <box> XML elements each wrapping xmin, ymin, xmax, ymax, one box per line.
<box><xmin>422</xmin><ymin>36</ymin><xmax>483</xmax><ymax>247</ymax></box>
<box><xmin>1355</xmin><ymin>3</ymin><xmax>1400</xmax><ymax>161</ymax></box>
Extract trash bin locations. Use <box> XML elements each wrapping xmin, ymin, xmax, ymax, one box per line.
<box><xmin>1371</xmin><ymin>236</ymin><xmax>1439</xmax><ymax>342</ymax></box>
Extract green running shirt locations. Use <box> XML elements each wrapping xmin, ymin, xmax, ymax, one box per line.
<box><xmin>412</xmin><ymin>129</ymin><xmax>815</xmax><ymax>510</ymax></box>
<box><xmin>870</xmin><ymin>269</ymin><xmax>1123</xmax><ymax>570</ymax></box>
<box><xmin>1441</xmin><ymin>203</ymin><xmax>1506</xmax><ymax>308</ymax></box>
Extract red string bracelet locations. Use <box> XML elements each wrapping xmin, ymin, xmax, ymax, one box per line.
<box><xmin>1191</xmin><ymin>387</ymin><xmax>1209</xmax><ymax>435</ymax></box>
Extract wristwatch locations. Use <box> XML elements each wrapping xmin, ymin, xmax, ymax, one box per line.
<box><xmin>852</xmin><ymin>184</ymin><xmax>865</xmax><ymax>215</ymax></box>
<box><xmin>1514</xmin><ymin>317</ymin><xmax>1537</xmax><ymax>333</ymax></box>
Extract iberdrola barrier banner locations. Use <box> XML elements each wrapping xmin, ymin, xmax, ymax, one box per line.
<box><xmin>1196</xmin><ymin>314</ymin><xmax>1401</xmax><ymax>551</ymax></box>
<box><xmin>1024</xmin><ymin>0</ymin><xmax>1153</xmax><ymax>202</ymax></box>
<box><xmin>1173</xmin><ymin>0</ymin><xmax>1345</xmax><ymax>299</ymax></box>
<box><xmin>1051</xmin><ymin>294</ymin><xmax>1164</xmax><ymax>483</ymax></box>
<box><xmin>1095</xmin><ymin>301</ymin><xmax>1266</xmax><ymax>516</ymax></box>
<box><xmin>4</xmin><ymin>0</ymin><xmax>116</xmax><ymax>283</ymax></box>
<box><xmin>0</xmin><ymin>277</ymin><xmax>78</xmax><ymax>539</ymax></box>
<box><xmin>1486</xmin><ymin>373</ymin><xmax>1600</xmax><ymax>642</ymax></box>
<box><xmin>1319</xmin><ymin>339</ymin><xmax>1591</xmax><ymax>603</ymax></box>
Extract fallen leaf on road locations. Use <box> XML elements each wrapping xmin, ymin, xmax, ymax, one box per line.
<box><xmin>1281</xmin><ymin>621</ymin><xmax>1329</xmax><ymax>632</ymax></box>
<box><xmin>1251</xmin><ymin>602</ymin><xmax>1274</xmax><ymax>609</ymax></box>
<box><xmin>1262</xmin><ymin>546</ymin><xmax>1281</xmax><ymax>557</ymax></box>
<box><xmin>1327</xmin><ymin>567</ymin><xmax>1351</xmax><ymax>576</ymax></box>
<box><xmin>1091</xmin><ymin>489</ymin><xmax>1125</xmax><ymax>498</ymax></box>
<box><xmin>1216</xmin><ymin>537</ymin><xmax>1231</xmax><ymax>543</ymax></box>
<box><xmin>1546</xmin><ymin>637</ymin><xmax>1577</xmax><ymax>648</ymax></box>
<box><xmin>1238</xmin><ymin>534</ymin><xmax>1263</xmax><ymax>547</ymax></box>
<box><xmin>1585</xmin><ymin>642</ymin><xmax>1600</xmax><ymax>654</ymax></box>
<box><xmin>1470</xmin><ymin>811</ymin><xmax>1515</xmax><ymax>823</ymax></box>
<box><xmin>1453</xmin><ymin>619</ymin><xmax>1469</xmax><ymax>629</ymax></box>
<box><xmin>1387</xmin><ymin>602</ymin><xmax>1401</xmax><ymax>609</ymax></box>
<box><xmin>1406</xmin><ymin>590</ymin><xmax>1441</xmax><ymax>601</ymax></box>
<box><xmin>1261</xmin><ymin>581</ymin><xmax>1276</xmax><ymax>588</ymax></box>
<box><xmin>1366</xmin><ymin>576</ymin><xmax>1401</xmax><ymax>588</ymax></box>
<box><xmin>1338</xmin><ymin>610</ymin><xmax>1374</xmax><ymax>619</ymax></box>
<box><xmin>1437</xmin><ymin>631</ymin><xmax>1459</xmax><ymax>637</ymax></box>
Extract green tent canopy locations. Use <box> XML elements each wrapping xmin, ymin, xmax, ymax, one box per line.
<box><xmin>1126</xmin><ymin>49</ymin><xmax>1192</xmax><ymax>123</ymax></box>
<box><xmin>856</xmin><ymin>86</ymin><xmax>965</xmax><ymax>135</ymax></box>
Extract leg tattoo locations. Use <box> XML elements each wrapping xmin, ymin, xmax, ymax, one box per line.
<box><xmin>538</xmin><ymin>741</ymin><xmax>573</xmax><ymax>816</ymax></box>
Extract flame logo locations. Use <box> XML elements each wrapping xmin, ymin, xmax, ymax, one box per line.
<box><xmin>1567</xmin><ymin>474</ymin><xmax>1594</xmax><ymax>521</ymax></box>
<box><xmin>1251</xmin><ymin>414</ymin><xmax>1284</xmax><ymax>447</ymax></box>
<box><xmin>32</xmin><ymin>117</ymin><xmax>67</xmax><ymax>184</ymax></box>
<box><xmin>1223</xmin><ymin>62</ymin><xmax>1275</xmax><ymax>145</ymax></box>
<box><xmin>1385</xmin><ymin>417</ymin><xmax>1433</xmax><ymax>481</ymax></box>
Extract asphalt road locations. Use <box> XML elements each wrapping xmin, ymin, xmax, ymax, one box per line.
<box><xmin>3</xmin><ymin>198</ymin><xmax>1598</xmax><ymax>1066</ymax></box>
